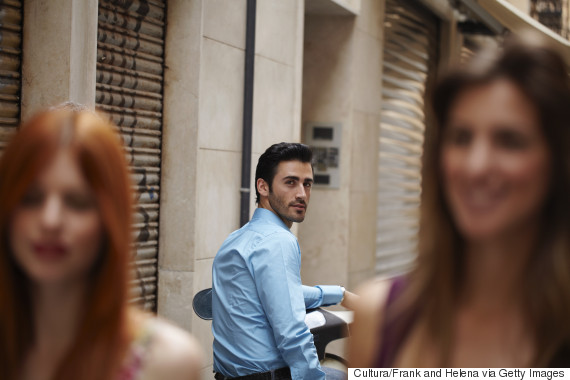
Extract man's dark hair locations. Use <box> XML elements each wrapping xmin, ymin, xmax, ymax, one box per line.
<box><xmin>255</xmin><ymin>142</ymin><xmax>313</xmax><ymax>203</ymax></box>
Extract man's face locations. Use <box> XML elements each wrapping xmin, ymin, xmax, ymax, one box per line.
<box><xmin>258</xmin><ymin>160</ymin><xmax>314</xmax><ymax>228</ymax></box>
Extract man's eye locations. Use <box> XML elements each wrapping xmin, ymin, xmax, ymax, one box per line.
<box><xmin>304</xmin><ymin>182</ymin><xmax>312</xmax><ymax>188</ymax></box>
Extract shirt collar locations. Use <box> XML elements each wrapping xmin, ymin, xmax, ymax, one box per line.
<box><xmin>251</xmin><ymin>207</ymin><xmax>291</xmax><ymax>231</ymax></box>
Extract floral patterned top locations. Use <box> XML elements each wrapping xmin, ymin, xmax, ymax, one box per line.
<box><xmin>117</xmin><ymin>319</ymin><xmax>156</xmax><ymax>380</ymax></box>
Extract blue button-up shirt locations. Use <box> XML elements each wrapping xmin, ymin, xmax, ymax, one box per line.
<box><xmin>212</xmin><ymin>208</ymin><xmax>344</xmax><ymax>380</ymax></box>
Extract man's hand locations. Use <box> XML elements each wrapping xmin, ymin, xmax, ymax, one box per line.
<box><xmin>340</xmin><ymin>290</ymin><xmax>359</xmax><ymax>310</ymax></box>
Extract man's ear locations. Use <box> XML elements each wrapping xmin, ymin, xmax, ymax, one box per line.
<box><xmin>257</xmin><ymin>178</ymin><xmax>270</xmax><ymax>198</ymax></box>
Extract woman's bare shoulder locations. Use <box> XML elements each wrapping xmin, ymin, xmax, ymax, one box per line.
<box><xmin>348</xmin><ymin>277</ymin><xmax>394</xmax><ymax>368</ymax></box>
<box><xmin>140</xmin><ymin>318</ymin><xmax>204</xmax><ymax>380</ymax></box>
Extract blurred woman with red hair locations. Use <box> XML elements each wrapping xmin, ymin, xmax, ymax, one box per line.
<box><xmin>0</xmin><ymin>104</ymin><xmax>202</xmax><ymax>380</ymax></box>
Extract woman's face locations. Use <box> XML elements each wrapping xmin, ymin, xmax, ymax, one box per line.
<box><xmin>10</xmin><ymin>150</ymin><xmax>103</xmax><ymax>285</ymax></box>
<box><xmin>441</xmin><ymin>78</ymin><xmax>551</xmax><ymax>242</ymax></box>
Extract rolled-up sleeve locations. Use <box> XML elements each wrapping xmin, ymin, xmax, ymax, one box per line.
<box><xmin>315</xmin><ymin>285</ymin><xmax>344</xmax><ymax>306</ymax></box>
<box><xmin>302</xmin><ymin>285</ymin><xmax>344</xmax><ymax>309</ymax></box>
<box><xmin>250</xmin><ymin>233</ymin><xmax>325</xmax><ymax>380</ymax></box>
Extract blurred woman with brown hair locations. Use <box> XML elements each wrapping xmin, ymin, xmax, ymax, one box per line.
<box><xmin>0</xmin><ymin>105</ymin><xmax>203</xmax><ymax>379</ymax></box>
<box><xmin>349</xmin><ymin>32</ymin><xmax>570</xmax><ymax>367</ymax></box>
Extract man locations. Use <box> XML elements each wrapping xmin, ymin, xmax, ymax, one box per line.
<box><xmin>212</xmin><ymin>143</ymin><xmax>355</xmax><ymax>380</ymax></box>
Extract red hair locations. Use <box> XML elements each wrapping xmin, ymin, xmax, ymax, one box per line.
<box><xmin>0</xmin><ymin>107</ymin><xmax>135</xmax><ymax>379</ymax></box>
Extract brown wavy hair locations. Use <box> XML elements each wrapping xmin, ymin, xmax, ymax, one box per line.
<box><xmin>396</xmin><ymin>32</ymin><xmax>570</xmax><ymax>366</ymax></box>
<box><xmin>0</xmin><ymin>106</ymin><xmax>136</xmax><ymax>379</ymax></box>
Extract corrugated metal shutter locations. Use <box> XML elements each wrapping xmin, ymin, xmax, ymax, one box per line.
<box><xmin>96</xmin><ymin>0</ymin><xmax>166</xmax><ymax>311</ymax></box>
<box><xmin>531</xmin><ymin>0</ymin><xmax>565</xmax><ymax>36</ymax></box>
<box><xmin>460</xmin><ymin>35</ymin><xmax>499</xmax><ymax>65</ymax></box>
<box><xmin>376</xmin><ymin>0</ymin><xmax>438</xmax><ymax>276</ymax></box>
<box><xmin>0</xmin><ymin>0</ymin><xmax>22</xmax><ymax>149</ymax></box>
<box><xmin>460</xmin><ymin>44</ymin><xmax>475</xmax><ymax>64</ymax></box>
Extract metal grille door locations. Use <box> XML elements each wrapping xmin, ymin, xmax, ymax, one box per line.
<box><xmin>96</xmin><ymin>0</ymin><xmax>166</xmax><ymax>311</ymax></box>
<box><xmin>0</xmin><ymin>0</ymin><xmax>22</xmax><ymax>150</ymax></box>
<box><xmin>376</xmin><ymin>0</ymin><xmax>438</xmax><ymax>276</ymax></box>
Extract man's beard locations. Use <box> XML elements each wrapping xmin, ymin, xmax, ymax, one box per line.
<box><xmin>268</xmin><ymin>191</ymin><xmax>306</xmax><ymax>224</ymax></box>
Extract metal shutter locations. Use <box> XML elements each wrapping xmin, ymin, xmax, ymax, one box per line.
<box><xmin>0</xmin><ymin>0</ymin><xmax>22</xmax><ymax>149</ymax></box>
<box><xmin>96</xmin><ymin>0</ymin><xmax>166</xmax><ymax>311</ymax></box>
<box><xmin>460</xmin><ymin>44</ymin><xmax>475</xmax><ymax>64</ymax></box>
<box><xmin>376</xmin><ymin>0</ymin><xmax>438</xmax><ymax>276</ymax></box>
<box><xmin>531</xmin><ymin>0</ymin><xmax>565</xmax><ymax>36</ymax></box>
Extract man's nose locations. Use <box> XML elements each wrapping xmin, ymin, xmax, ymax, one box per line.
<box><xmin>295</xmin><ymin>184</ymin><xmax>307</xmax><ymax>200</ymax></box>
<box><xmin>40</xmin><ymin>195</ymin><xmax>63</xmax><ymax>231</ymax></box>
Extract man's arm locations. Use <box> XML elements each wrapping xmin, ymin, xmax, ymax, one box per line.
<box><xmin>302</xmin><ymin>285</ymin><xmax>343</xmax><ymax>309</ymax></box>
<box><xmin>303</xmin><ymin>285</ymin><xmax>359</xmax><ymax>310</ymax></box>
<box><xmin>250</xmin><ymin>234</ymin><xmax>325</xmax><ymax>380</ymax></box>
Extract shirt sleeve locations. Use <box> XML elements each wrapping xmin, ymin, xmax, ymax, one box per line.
<box><xmin>303</xmin><ymin>285</ymin><xmax>344</xmax><ymax>309</ymax></box>
<box><xmin>249</xmin><ymin>233</ymin><xmax>325</xmax><ymax>380</ymax></box>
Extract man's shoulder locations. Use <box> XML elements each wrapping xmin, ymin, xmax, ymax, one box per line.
<box><xmin>216</xmin><ymin>222</ymin><xmax>295</xmax><ymax>257</ymax></box>
<box><xmin>239</xmin><ymin>218</ymin><xmax>295</xmax><ymax>244</ymax></box>
<box><xmin>248</xmin><ymin>224</ymin><xmax>297</xmax><ymax>250</ymax></box>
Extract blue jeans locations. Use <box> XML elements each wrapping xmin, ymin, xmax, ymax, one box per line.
<box><xmin>214</xmin><ymin>367</ymin><xmax>346</xmax><ymax>380</ymax></box>
<box><xmin>323</xmin><ymin>366</ymin><xmax>347</xmax><ymax>380</ymax></box>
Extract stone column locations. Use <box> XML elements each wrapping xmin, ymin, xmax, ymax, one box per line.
<box><xmin>21</xmin><ymin>0</ymin><xmax>97</xmax><ymax>118</ymax></box>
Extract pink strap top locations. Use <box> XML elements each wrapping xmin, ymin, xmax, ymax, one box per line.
<box><xmin>374</xmin><ymin>276</ymin><xmax>417</xmax><ymax>367</ymax></box>
<box><xmin>117</xmin><ymin>319</ymin><xmax>155</xmax><ymax>380</ymax></box>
